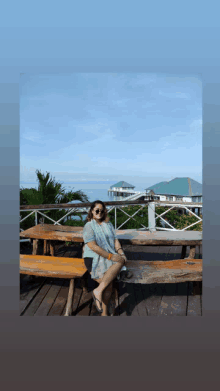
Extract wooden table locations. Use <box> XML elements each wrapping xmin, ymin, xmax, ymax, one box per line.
<box><xmin>20</xmin><ymin>224</ymin><xmax>83</xmax><ymax>255</ymax></box>
<box><xmin>20</xmin><ymin>224</ymin><xmax>202</xmax><ymax>286</ymax></box>
<box><xmin>20</xmin><ymin>224</ymin><xmax>202</xmax><ymax>259</ymax></box>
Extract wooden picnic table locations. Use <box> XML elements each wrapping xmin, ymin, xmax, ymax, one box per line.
<box><xmin>20</xmin><ymin>224</ymin><xmax>202</xmax><ymax>294</ymax></box>
<box><xmin>20</xmin><ymin>224</ymin><xmax>202</xmax><ymax>259</ymax></box>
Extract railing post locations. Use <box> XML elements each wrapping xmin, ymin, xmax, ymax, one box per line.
<box><xmin>115</xmin><ymin>207</ymin><xmax>117</xmax><ymax>230</ymax></box>
<box><xmin>35</xmin><ymin>211</ymin><xmax>38</xmax><ymax>226</ymax></box>
<box><xmin>148</xmin><ymin>202</ymin><xmax>156</xmax><ymax>231</ymax></box>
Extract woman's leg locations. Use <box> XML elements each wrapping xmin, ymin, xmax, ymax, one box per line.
<box><xmin>93</xmin><ymin>279</ymin><xmax>113</xmax><ymax>316</ymax></box>
<box><xmin>101</xmin><ymin>282</ymin><xmax>113</xmax><ymax>316</ymax></box>
<box><xmin>93</xmin><ymin>260</ymin><xmax>125</xmax><ymax>311</ymax></box>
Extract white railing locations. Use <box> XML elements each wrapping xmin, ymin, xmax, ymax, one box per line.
<box><xmin>20</xmin><ymin>200</ymin><xmax>203</xmax><ymax>241</ymax></box>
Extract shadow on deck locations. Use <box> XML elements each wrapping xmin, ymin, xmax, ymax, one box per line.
<box><xmin>20</xmin><ymin>241</ymin><xmax>202</xmax><ymax>316</ymax></box>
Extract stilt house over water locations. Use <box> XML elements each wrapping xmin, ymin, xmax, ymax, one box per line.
<box><xmin>108</xmin><ymin>181</ymin><xmax>135</xmax><ymax>197</ymax></box>
<box><xmin>146</xmin><ymin>177</ymin><xmax>202</xmax><ymax>203</ymax></box>
<box><xmin>146</xmin><ymin>177</ymin><xmax>202</xmax><ymax>216</ymax></box>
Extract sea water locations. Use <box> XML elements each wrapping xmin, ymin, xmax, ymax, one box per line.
<box><xmin>20</xmin><ymin>182</ymin><xmax>142</xmax><ymax>203</ymax></box>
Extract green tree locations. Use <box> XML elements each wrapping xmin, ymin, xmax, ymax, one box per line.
<box><xmin>20</xmin><ymin>170</ymin><xmax>89</xmax><ymax>230</ymax></box>
<box><xmin>155</xmin><ymin>207</ymin><xmax>202</xmax><ymax>231</ymax></box>
<box><xmin>108</xmin><ymin>205</ymin><xmax>202</xmax><ymax>231</ymax></box>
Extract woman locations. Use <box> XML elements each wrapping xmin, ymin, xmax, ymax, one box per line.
<box><xmin>83</xmin><ymin>200</ymin><xmax>130</xmax><ymax>316</ymax></box>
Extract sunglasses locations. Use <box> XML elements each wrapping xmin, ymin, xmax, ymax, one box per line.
<box><xmin>94</xmin><ymin>208</ymin><xmax>104</xmax><ymax>215</ymax></box>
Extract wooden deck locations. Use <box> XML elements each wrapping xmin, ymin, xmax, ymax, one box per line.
<box><xmin>20</xmin><ymin>241</ymin><xmax>202</xmax><ymax>316</ymax></box>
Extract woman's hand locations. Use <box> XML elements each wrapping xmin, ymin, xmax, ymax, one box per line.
<box><xmin>121</xmin><ymin>254</ymin><xmax>127</xmax><ymax>262</ymax></box>
<box><xmin>111</xmin><ymin>254</ymin><xmax>125</xmax><ymax>263</ymax></box>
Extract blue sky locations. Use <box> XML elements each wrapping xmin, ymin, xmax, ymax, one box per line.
<box><xmin>20</xmin><ymin>73</ymin><xmax>202</xmax><ymax>190</ymax></box>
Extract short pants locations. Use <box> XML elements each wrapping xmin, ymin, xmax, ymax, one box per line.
<box><xmin>84</xmin><ymin>257</ymin><xmax>93</xmax><ymax>273</ymax></box>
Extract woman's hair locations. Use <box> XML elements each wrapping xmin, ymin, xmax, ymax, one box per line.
<box><xmin>87</xmin><ymin>200</ymin><xmax>109</xmax><ymax>223</ymax></box>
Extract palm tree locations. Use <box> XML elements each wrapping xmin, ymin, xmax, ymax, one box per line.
<box><xmin>20</xmin><ymin>170</ymin><xmax>89</xmax><ymax>229</ymax></box>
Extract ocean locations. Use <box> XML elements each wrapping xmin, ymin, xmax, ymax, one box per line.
<box><xmin>20</xmin><ymin>182</ymin><xmax>143</xmax><ymax>203</ymax></box>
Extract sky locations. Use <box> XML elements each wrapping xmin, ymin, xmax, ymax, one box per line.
<box><xmin>20</xmin><ymin>73</ymin><xmax>202</xmax><ymax>190</ymax></box>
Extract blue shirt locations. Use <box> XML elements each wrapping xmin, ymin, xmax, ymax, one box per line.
<box><xmin>83</xmin><ymin>219</ymin><xmax>118</xmax><ymax>279</ymax></box>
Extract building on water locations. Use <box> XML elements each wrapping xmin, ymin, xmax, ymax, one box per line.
<box><xmin>146</xmin><ymin>177</ymin><xmax>202</xmax><ymax>215</ymax></box>
<box><xmin>108</xmin><ymin>181</ymin><xmax>135</xmax><ymax>197</ymax></box>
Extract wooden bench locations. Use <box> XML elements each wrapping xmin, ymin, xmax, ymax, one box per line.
<box><xmin>124</xmin><ymin>258</ymin><xmax>202</xmax><ymax>284</ymax></box>
<box><xmin>20</xmin><ymin>254</ymin><xmax>87</xmax><ymax>316</ymax></box>
<box><xmin>20</xmin><ymin>253</ymin><xmax>202</xmax><ymax>315</ymax></box>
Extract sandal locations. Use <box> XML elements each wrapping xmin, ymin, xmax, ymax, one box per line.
<box><xmin>119</xmin><ymin>270</ymin><xmax>133</xmax><ymax>281</ymax></box>
<box><xmin>92</xmin><ymin>291</ymin><xmax>103</xmax><ymax>313</ymax></box>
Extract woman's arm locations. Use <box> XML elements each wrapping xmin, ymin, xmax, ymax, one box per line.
<box><xmin>114</xmin><ymin>239</ymin><xmax>127</xmax><ymax>263</ymax></box>
<box><xmin>87</xmin><ymin>241</ymin><xmax>110</xmax><ymax>258</ymax></box>
<box><xmin>114</xmin><ymin>239</ymin><xmax>124</xmax><ymax>255</ymax></box>
<box><xmin>87</xmin><ymin>241</ymin><xmax>123</xmax><ymax>262</ymax></box>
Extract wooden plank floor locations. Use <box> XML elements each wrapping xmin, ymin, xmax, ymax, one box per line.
<box><xmin>20</xmin><ymin>241</ymin><xmax>202</xmax><ymax>316</ymax></box>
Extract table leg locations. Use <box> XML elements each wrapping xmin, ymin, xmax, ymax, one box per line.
<box><xmin>181</xmin><ymin>245</ymin><xmax>187</xmax><ymax>259</ymax></box>
<box><xmin>43</xmin><ymin>240</ymin><xmax>49</xmax><ymax>255</ymax></box>
<box><xmin>33</xmin><ymin>239</ymin><xmax>39</xmax><ymax>255</ymax></box>
<box><xmin>64</xmin><ymin>278</ymin><xmax>74</xmax><ymax>316</ymax></box>
<box><xmin>187</xmin><ymin>245</ymin><xmax>196</xmax><ymax>259</ymax></box>
<box><xmin>46</xmin><ymin>241</ymin><xmax>50</xmax><ymax>254</ymax></box>
<box><xmin>50</xmin><ymin>241</ymin><xmax>55</xmax><ymax>256</ymax></box>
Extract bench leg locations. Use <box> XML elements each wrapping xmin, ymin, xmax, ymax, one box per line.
<box><xmin>33</xmin><ymin>239</ymin><xmax>39</xmax><ymax>255</ymax></box>
<box><xmin>64</xmin><ymin>278</ymin><xmax>75</xmax><ymax>316</ymax></box>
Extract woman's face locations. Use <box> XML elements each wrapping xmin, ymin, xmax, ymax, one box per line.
<box><xmin>92</xmin><ymin>203</ymin><xmax>105</xmax><ymax>221</ymax></box>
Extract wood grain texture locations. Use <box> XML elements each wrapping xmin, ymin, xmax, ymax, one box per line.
<box><xmin>71</xmin><ymin>281</ymin><xmax>83</xmax><ymax>315</ymax></box>
<box><xmin>43</xmin><ymin>240</ymin><xmax>48</xmax><ymax>255</ymax></box>
<box><xmin>132</xmin><ymin>283</ymin><xmax>148</xmax><ymax>316</ymax></box>
<box><xmin>33</xmin><ymin>239</ymin><xmax>39</xmax><ymax>255</ymax></box>
<box><xmin>20</xmin><ymin>224</ymin><xmax>202</xmax><ymax>246</ymax></box>
<box><xmin>75</xmin><ymin>289</ymin><xmax>93</xmax><ymax>316</ymax></box>
<box><xmin>187</xmin><ymin>282</ymin><xmax>202</xmax><ymax>316</ymax></box>
<box><xmin>117</xmin><ymin>282</ymin><xmax>132</xmax><ymax>316</ymax></box>
<box><xmin>20</xmin><ymin>199</ymin><xmax>202</xmax><ymax>211</ymax></box>
<box><xmin>48</xmin><ymin>280</ymin><xmax>70</xmax><ymax>316</ymax></box>
<box><xmin>20</xmin><ymin>200</ymin><xmax>151</xmax><ymax>210</ymax></box>
<box><xmin>187</xmin><ymin>246</ymin><xmax>196</xmax><ymax>259</ymax></box>
<box><xmin>20</xmin><ymin>277</ymin><xmax>47</xmax><ymax>315</ymax></box>
<box><xmin>23</xmin><ymin>280</ymin><xmax>63</xmax><ymax>316</ymax></box>
<box><xmin>33</xmin><ymin>279</ymin><xmax>61</xmax><ymax>316</ymax></box>
<box><xmin>20</xmin><ymin>241</ymin><xmax>203</xmax><ymax>316</ymax></box>
<box><xmin>158</xmin><ymin>283</ymin><xmax>188</xmax><ymax>316</ymax></box>
<box><xmin>20</xmin><ymin>254</ymin><xmax>87</xmax><ymax>279</ymax></box>
<box><xmin>49</xmin><ymin>241</ymin><xmax>55</xmax><ymax>256</ymax></box>
<box><xmin>125</xmin><ymin>259</ymin><xmax>202</xmax><ymax>284</ymax></box>
<box><xmin>64</xmin><ymin>278</ymin><xmax>74</xmax><ymax>316</ymax></box>
<box><xmin>140</xmin><ymin>283</ymin><xmax>165</xmax><ymax>316</ymax></box>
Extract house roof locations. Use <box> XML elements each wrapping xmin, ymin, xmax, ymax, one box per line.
<box><xmin>110</xmin><ymin>181</ymin><xmax>135</xmax><ymax>189</ymax></box>
<box><xmin>145</xmin><ymin>177</ymin><xmax>202</xmax><ymax>196</ymax></box>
